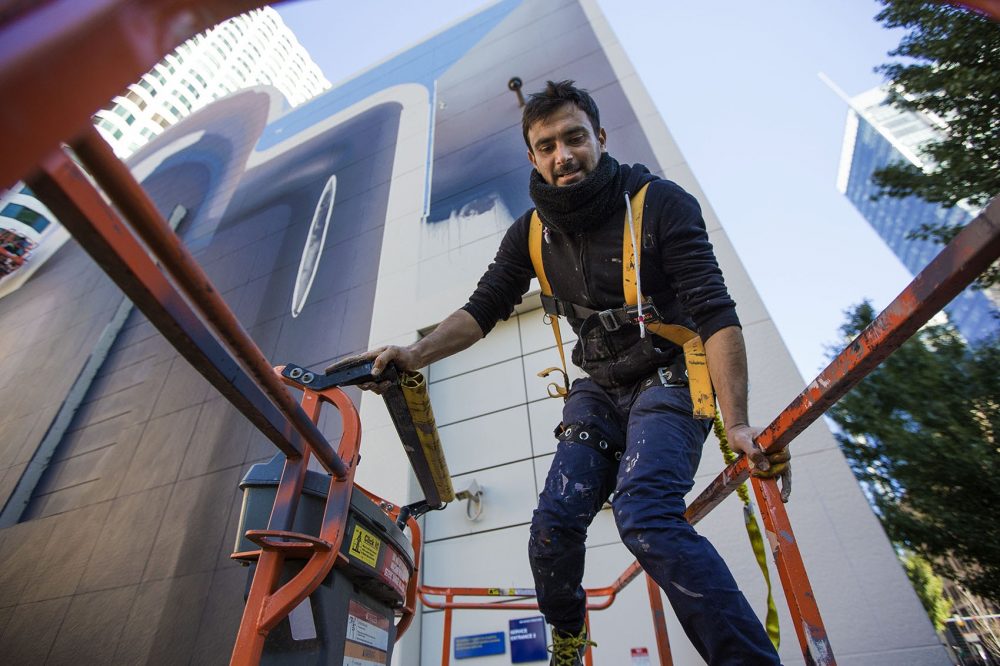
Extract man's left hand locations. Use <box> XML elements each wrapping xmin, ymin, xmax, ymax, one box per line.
<box><xmin>725</xmin><ymin>424</ymin><xmax>792</xmax><ymax>502</ymax></box>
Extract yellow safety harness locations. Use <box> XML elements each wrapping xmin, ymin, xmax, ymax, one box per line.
<box><xmin>529</xmin><ymin>185</ymin><xmax>780</xmax><ymax>647</ymax></box>
<box><xmin>528</xmin><ymin>184</ymin><xmax>714</xmax><ymax>419</ymax></box>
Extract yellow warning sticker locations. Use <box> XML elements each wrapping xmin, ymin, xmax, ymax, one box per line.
<box><xmin>349</xmin><ymin>524</ymin><xmax>381</xmax><ymax>568</ymax></box>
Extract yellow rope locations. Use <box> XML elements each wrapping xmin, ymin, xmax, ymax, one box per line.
<box><xmin>713</xmin><ymin>413</ymin><xmax>781</xmax><ymax>650</ymax></box>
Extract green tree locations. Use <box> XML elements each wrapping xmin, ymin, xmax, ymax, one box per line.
<box><xmin>870</xmin><ymin>0</ymin><xmax>1000</xmax><ymax>284</ymax></box>
<box><xmin>902</xmin><ymin>552</ymin><xmax>952</xmax><ymax>631</ymax></box>
<box><xmin>829</xmin><ymin>301</ymin><xmax>1000</xmax><ymax>603</ymax></box>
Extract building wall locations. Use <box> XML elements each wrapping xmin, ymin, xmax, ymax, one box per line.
<box><xmin>0</xmin><ymin>1</ymin><xmax>949</xmax><ymax>664</ymax></box>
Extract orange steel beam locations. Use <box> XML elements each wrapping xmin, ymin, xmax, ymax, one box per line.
<box><xmin>949</xmin><ymin>0</ymin><xmax>1000</xmax><ymax>19</ymax></box>
<box><xmin>26</xmin><ymin>151</ymin><xmax>313</xmax><ymax>466</ymax></box>
<box><xmin>646</xmin><ymin>574</ymin><xmax>673</xmax><ymax>666</ymax></box>
<box><xmin>441</xmin><ymin>594</ymin><xmax>454</xmax><ymax>666</ymax></box>
<box><xmin>688</xmin><ymin>198</ymin><xmax>1000</xmax><ymax>523</ymax></box>
<box><xmin>231</xmin><ymin>383</ymin><xmax>360</xmax><ymax>665</ymax></box>
<box><xmin>69</xmin><ymin>128</ymin><xmax>345</xmax><ymax>478</ymax></box>
<box><xmin>752</xmin><ymin>476</ymin><xmax>831</xmax><ymax>665</ymax></box>
<box><xmin>0</xmin><ymin>0</ymin><xmax>287</xmax><ymax>189</ymax></box>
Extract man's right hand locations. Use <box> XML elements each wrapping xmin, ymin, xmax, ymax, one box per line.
<box><xmin>324</xmin><ymin>345</ymin><xmax>422</xmax><ymax>395</ymax></box>
<box><xmin>326</xmin><ymin>309</ymin><xmax>484</xmax><ymax>395</ymax></box>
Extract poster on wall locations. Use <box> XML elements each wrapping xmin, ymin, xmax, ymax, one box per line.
<box><xmin>454</xmin><ymin>632</ymin><xmax>505</xmax><ymax>659</ymax></box>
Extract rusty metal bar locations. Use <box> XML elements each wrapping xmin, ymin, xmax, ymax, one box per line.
<box><xmin>441</xmin><ymin>594</ymin><xmax>454</xmax><ymax>666</ymax></box>
<box><xmin>687</xmin><ymin>199</ymin><xmax>1000</xmax><ymax>524</ymax></box>
<box><xmin>753</xmin><ymin>477</ymin><xmax>834</xmax><ymax>665</ymax></box>
<box><xmin>645</xmin><ymin>574</ymin><xmax>673</xmax><ymax>666</ymax></box>
<box><xmin>952</xmin><ymin>0</ymin><xmax>1000</xmax><ymax>20</ymax></box>
<box><xmin>27</xmin><ymin>151</ymin><xmax>309</xmax><ymax>461</ymax></box>
<box><xmin>0</xmin><ymin>0</ymin><xmax>279</xmax><ymax>189</ymax></box>
<box><xmin>70</xmin><ymin>128</ymin><xmax>346</xmax><ymax>478</ymax></box>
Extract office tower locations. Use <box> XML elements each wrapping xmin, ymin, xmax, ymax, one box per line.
<box><xmin>837</xmin><ymin>86</ymin><xmax>998</xmax><ymax>342</ymax></box>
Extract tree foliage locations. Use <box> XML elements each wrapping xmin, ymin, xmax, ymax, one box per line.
<box><xmin>871</xmin><ymin>1</ymin><xmax>1000</xmax><ymax>242</ymax></box>
<box><xmin>829</xmin><ymin>301</ymin><xmax>1000</xmax><ymax>603</ymax></box>
<box><xmin>903</xmin><ymin>552</ymin><xmax>952</xmax><ymax>631</ymax></box>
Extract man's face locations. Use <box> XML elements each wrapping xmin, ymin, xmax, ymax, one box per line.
<box><xmin>527</xmin><ymin>103</ymin><xmax>606</xmax><ymax>187</ymax></box>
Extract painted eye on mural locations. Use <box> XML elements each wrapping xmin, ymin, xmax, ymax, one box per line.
<box><xmin>291</xmin><ymin>174</ymin><xmax>337</xmax><ymax>318</ymax></box>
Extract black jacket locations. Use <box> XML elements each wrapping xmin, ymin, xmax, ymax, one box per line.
<box><xmin>462</xmin><ymin>165</ymin><xmax>740</xmax><ymax>387</ymax></box>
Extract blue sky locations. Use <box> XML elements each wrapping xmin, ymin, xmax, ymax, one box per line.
<box><xmin>275</xmin><ymin>0</ymin><xmax>913</xmax><ymax>381</ymax></box>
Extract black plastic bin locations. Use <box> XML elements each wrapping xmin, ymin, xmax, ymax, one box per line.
<box><xmin>235</xmin><ymin>455</ymin><xmax>415</xmax><ymax>664</ymax></box>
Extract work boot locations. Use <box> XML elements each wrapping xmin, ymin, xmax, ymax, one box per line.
<box><xmin>548</xmin><ymin>627</ymin><xmax>596</xmax><ymax>665</ymax></box>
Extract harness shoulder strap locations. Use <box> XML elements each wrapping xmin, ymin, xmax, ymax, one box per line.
<box><xmin>621</xmin><ymin>184</ymin><xmax>716</xmax><ymax>419</ymax></box>
<box><xmin>528</xmin><ymin>210</ymin><xmax>551</xmax><ymax>296</ymax></box>
<box><xmin>622</xmin><ymin>184</ymin><xmax>649</xmax><ymax>307</ymax></box>
<box><xmin>530</xmin><ymin>210</ymin><xmax>569</xmax><ymax>399</ymax></box>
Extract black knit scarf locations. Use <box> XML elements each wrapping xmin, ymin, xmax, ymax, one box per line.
<box><xmin>529</xmin><ymin>153</ymin><xmax>625</xmax><ymax>235</ymax></box>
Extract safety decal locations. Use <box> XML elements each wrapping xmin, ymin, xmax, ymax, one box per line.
<box><xmin>343</xmin><ymin>599</ymin><xmax>390</xmax><ymax>665</ymax></box>
<box><xmin>486</xmin><ymin>587</ymin><xmax>533</xmax><ymax>596</ymax></box>
<box><xmin>348</xmin><ymin>524</ymin><xmax>382</xmax><ymax>568</ymax></box>
<box><xmin>378</xmin><ymin>548</ymin><xmax>409</xmax><ymax>598</ymax></box>
<box><xmin>342</xmin><ymin>640</ymin><xmax>386</xmax><ymax>666</ymax></box>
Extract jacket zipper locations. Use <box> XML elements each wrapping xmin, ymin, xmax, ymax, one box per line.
<box><xmin>578</xmin><ymin>233</ymin><xmax>592</xmax><ymax>305</ymax></box>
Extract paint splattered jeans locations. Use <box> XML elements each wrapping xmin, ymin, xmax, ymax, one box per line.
<box><xmin>528</xmin><ymin>377</ymin><xmax>780</xmax><ymax>665</ymax></box>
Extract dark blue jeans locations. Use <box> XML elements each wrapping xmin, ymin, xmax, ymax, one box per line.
<box><xmin>528</xmin><ymin>377</ymin><xmax>780</xmax><ymax>665</ymax></box>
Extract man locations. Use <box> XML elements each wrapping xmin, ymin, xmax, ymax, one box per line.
<box><xmin>343</xmin><ymin>81</ymin><xmax>789</xmax><ymax>665</ymax></box>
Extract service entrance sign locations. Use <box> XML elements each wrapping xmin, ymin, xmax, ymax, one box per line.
<box><xmin>509</xmin><ymin>616</ymin><xmax>548</xmax><ymax>662</ymax></box>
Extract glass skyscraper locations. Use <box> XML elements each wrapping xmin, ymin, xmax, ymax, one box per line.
<box><xmin>837</xmin><ymin>87</ymin><xmax>998</xmax><ymax>343</ymax></box>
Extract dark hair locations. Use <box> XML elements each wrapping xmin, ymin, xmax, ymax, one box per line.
<box><xmin>521</xmin><ymin>80</ymin><xmax>600</xmax><ymax>149</ymax></box>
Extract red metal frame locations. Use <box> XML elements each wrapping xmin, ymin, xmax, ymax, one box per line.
<box><xmin>231</xmin><ymin>380</ymin><xmax>360</xmax><ymax>663</ymax></box>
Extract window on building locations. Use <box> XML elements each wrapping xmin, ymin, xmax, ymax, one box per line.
<box><xmin>151</xmin><ymin>113</ymin><xmax>171</xmax><ymax>129</ymax></box>
<box><xmin>1</xmin><ymin>204</ymin><xmax>50</xmax><ymax>232</ymax></box>
<box><xmin>138</xmin><ymin>78</ymin><xmax>158</xmax><ymax>97</ymax></box>
<box><xmin>124</xmin><ymin>89</ymin><xmax>148</xmax><ymax>111</ymax></box>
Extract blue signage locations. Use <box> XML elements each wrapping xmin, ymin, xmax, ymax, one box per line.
<box><xmin>509</xmin><ymin>616</ymin><xmax>548</xmax><ymax>663</ymax></box>
<box><xmin>454</xmin><ymin>632</ymin><xmax>506</xmax><ymax>659</ymax></box>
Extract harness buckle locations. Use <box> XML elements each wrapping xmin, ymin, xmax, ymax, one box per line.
<box><xmin>657</xmin><ymin>364</ymin><xmax>687</xmax><ymax>387</ymax></box>
<box><xmin>624</xmin><ymin>302</ymin><xmax>661</xmax><ymax>324</ymax></box>
<box><xmin>598</xmin><ymin>309</ymin><xmax>621</xmax><ymax>332</ymax></box>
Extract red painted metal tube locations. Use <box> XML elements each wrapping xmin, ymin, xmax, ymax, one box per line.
<box><xmin>0</xmin><ymin>0</ymin><xmax>278</xmax><ymax>189</ymax></box>
<box><xmin>71</xmin><ymin>127</ymin><xmax>346</xmax><ymax>479</ymax></box>
<box><xmin>687</xmin><ymin>199</ymin><xmax>1000</xmax><ymax>524</ymax></box>
<box><xmin>441</xmin><ymin>594</ymin><xmax>454</xmax><ymax>666</ymax></box>
<box><xmin>230</xmin><ymin>384</ymin><xmax>361</xmax><ymax>665</ymax></box>
<box><xmin>952</xmin><ymin>0</ymin><xmax>1000</xmax><ymax>20</ymax></box>
<box><xmin>28</xmin><ymin>152</ymin><xmax>309</xmax><ymax>462</ymax></box>
<box><xmin>646</xmin><ymin>574</ymin><xmax>673</xmax><ymax>666</ymax></box>
<box><xmin>753</xmin><ymin>477</ymin><xmax>834</xmax><ymax>665</ymax></box>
